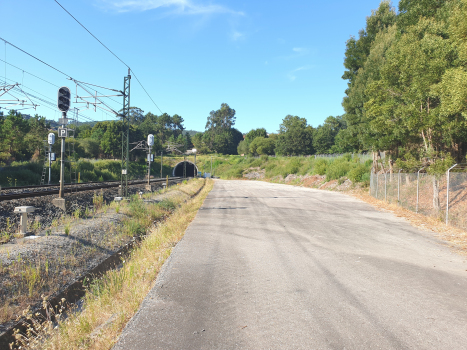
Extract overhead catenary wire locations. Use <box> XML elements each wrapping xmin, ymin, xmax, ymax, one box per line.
<box><xmin>0</xmin><ymin>36</ymin><xmax>70</xmax><ymax>78</ymax></box>
<box><xmin>53</xmin><ymin>0</ymin><xmax>164</xmax><ymax>115</ymax></box>
<box><xmin>0</xmin><ymin>76</ymin><xmax>103</xmax><ymax>123</ymax></box>
<box><xmin>0</xmin><ymin>57</ymin><xmax>122</xmax><ymax>107</ymax></box>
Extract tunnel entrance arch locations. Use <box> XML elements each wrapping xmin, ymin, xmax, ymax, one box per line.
<box><xmin>172</xmin><ymin>161</ymin><xmax>199</xmax><ymax>177</ymax></box>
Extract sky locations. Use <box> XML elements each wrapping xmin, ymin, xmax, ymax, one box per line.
<box><xmin>0</xmin><ymin>0</ymin><xmax>391</xmax><ymax>134</ymax></box>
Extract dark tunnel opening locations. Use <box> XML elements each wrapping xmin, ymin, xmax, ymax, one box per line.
<box><xmin>173</xmin><ymin>161</ymin><xmax>198</xmax><ymax>177</ymax></box>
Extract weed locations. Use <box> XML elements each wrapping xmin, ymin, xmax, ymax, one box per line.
<box><xmin>93</xmin><ymin>193</ymin><xmax>104</xmax><ymax>210</ymax></box>
<box><xmin>19</xmin><ymin>179</ymin><xmax>213</xmax><ymax>349</ymax></box>
<box><xmin>73</xmin><ymin>208</ymin><xmax>82</xmax><ymax>219</ymax></box>
<box><xmin>64</xmin><ymin>224</ymin><xmax>70</xmax><ymax>236</ymax></box>
<box><xmin>158</xmin><ymin>199</ymin><xmax>177</xmax><ymax>211</ymax></box>
<box><xmin>115</xmin><ymin>206</ymin><xmax>120</xmax><ymax>214</ymax></box>
<box><xmin>22</xmin><ymin>263</ymin><xmax>40</xmax><ymax>297</ymax></box>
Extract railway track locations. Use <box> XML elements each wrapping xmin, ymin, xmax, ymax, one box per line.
<box><xmin>0</xmin><ymin>177</ymin><xmax>182</xmax><ymax>201</ymax></box>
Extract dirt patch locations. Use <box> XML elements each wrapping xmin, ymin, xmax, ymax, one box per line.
<box><xmin>319</xmin><ymin>179</ymin><xmax>338</xmax><ymax>190</ymax></box>
<box><xmin>302</xmin><ymin>175</ymin><xmax>326</xmax><ymax>188</ymax></box>
<box><xmin>243</xmin><ymin>167</ymin><xmax>265</xmax><ymax>180</ymax></box>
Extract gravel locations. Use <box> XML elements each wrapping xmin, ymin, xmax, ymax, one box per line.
<box><xmin>0</xmin><ymin>180</ymin><xmax>181</xmax><ymax>333</ymax></box>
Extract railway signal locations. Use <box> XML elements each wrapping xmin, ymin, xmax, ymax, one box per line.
<box><xmin>53</xmin><ymin>87</ymin><xmax>72</xmax><ymax>209</ymax></box>
<box><xmin>58</xmin><ymin>86</ymin><xmax>71</xmax><ymax>112</ymax></box>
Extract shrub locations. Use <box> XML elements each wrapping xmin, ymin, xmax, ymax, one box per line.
<box><xmin>326</xmin><ymin>160</ymin><xmax>350</xmax><ymax>180</ymax></box>
<box><xmin>348</xmin><ymin>164</ymin><xmax>367</xmax><ymax>183</ymax></box>
<box><xmin>223</xmin><ymin>167</ymin><xmax>244</xmax><ymax>179</ymax></box>
<box><xmin>313</xmin><ymin>158</ymin><xmax>328</xmax><ymax>175</ymax></box>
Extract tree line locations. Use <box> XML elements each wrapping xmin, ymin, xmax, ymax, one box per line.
<box><xmin>339</xmin><ymin>0</ymin><xmax>467</xmax><ymax>171</ymax></box>
<box><xmin>4</xmin><ymin>0</ymin><xmax>466</xmax><ymax>169</ymax></box>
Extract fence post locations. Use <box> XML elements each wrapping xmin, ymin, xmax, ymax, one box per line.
<box><xmin>376</xmin><ymin>172</ymin><xmax>379</xmax><ymax>199</ymax></box>
<box><xmin>416</xmin><ymin>167</ymin><xmax>425</xmax><ymax>213</ymax></box>
<box><xmin>398</xmin><ymin>169</ymin><xmax>402</xmax><ymax>205</ymax></box>
<box><xmin>446</xmin><ymin>164</ymin><xmax>458</xmax><ymax>225</ymax></box>
<box><xmin>384</xmin><ymin>170</ymin><xmax>388</xmax><ymax>201</ymax></box>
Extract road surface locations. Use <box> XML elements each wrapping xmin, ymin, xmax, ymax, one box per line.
<box><xmin>114</xmin><ymin>180</ymin><xmax>467</xmax><ymax>349</ymax></box>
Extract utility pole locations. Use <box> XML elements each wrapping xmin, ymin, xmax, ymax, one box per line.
<box><xmin>160</xmin><ymin>151</ymin><xmax>163</xmax><ymax>179</ymax></box>
<box><xmin>120</xmin><ymin>69</ymin><xmax>131</xmax><ymax>197</ymax></box>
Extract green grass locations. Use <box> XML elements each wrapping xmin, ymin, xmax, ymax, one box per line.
<box><xmin>194</xmin><ymin>154</ymin><xmax>371</xmax><ymax>185</ymax></box>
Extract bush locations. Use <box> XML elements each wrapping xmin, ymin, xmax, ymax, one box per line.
<box><xmin>348</xmin><ymin>164</ymin><xmax>367</xmax><ymax>183</ymax></box>
<box><xmin>223</xmin><ymin>167</ymin><xmax>244</xmax><ymax>179</ymax></box>
<box><xmin>313</xmin><ymin>158</ymin><xmax>328</xmax><ymax>175</ymax></box>
<box><xmin>326</xmin><ymin>160</ymin><xmax>350</xmax><ymax>180</ymax></box>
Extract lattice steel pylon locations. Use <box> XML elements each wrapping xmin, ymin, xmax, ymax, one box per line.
<box><xmin>121</xmin><ymin>69</ymin><xmax>131</xmax><ymax>197</ymax></box>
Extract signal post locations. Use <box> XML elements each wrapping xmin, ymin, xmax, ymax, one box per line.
<box><xmin>146</xmin><ymin>134</ymin><xmax>154</xmax><ymax>191</ymax></box>
<box><xmin>52</xmin><ymin>86</ymin><xmax>71</xmax><ymax>211</ymax></box>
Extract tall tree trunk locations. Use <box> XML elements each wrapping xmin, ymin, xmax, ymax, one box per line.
<box><xmin>433</xmin><ymin>176</ymin><xmax>440</xmax><ymax>211</ymax></box>
<box><xmin>372</xmin><ymin>151</ymin><xmax>378</xmax><ymax>173</ymax></box>
<box><xmin>421</xmin><ymin>130</ymin><xmax>428</xmax><ymax>152</ymax></box>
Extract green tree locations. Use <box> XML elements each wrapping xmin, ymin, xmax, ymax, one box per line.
<box><xmin>341</xmin><ymin>1</ymin><xmax>397</xmax><ymax>151</ymax></box>
<box><xmin>249</xmin><ymin>137</ymin><xmax>275</xmax><ymax>155</ymax></box>
<box><xmin>313</xmin><ymin>116</ymin><xmax>346</xmax><ymax>154</ymax></box>
<box><xmin>275</xmin><ymin>115</ymin><xmax>314</xmax><ymax>156</ymax></box>
<box><xmin>203</xmin><ymin>103</ymin><xmax>242</xmax><ymax>154</ymax></box>
<box><xmin>205</xmin><ymin>103</ymin><xmax>236</xmax><ymax>131</ymax></box>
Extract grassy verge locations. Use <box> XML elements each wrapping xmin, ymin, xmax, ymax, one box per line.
<box><xmin>11</xmin><ymin>178</ymin><xmax>213</xmax><ymax>349</ymax></box>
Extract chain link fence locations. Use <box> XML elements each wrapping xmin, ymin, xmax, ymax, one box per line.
<box><xmin>370</xmin><ymin>171</ymin><xmax>467</xmax><ymax>230</ymax></box>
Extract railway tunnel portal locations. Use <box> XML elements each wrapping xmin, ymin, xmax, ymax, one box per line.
<box><xmin>172</xmin><ymin>161</ymin><xmax>198</xmax><ymax>177</ymax></box>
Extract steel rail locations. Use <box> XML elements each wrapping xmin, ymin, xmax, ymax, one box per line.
<box><xmin>0</xmin><ymin>180</ymin><xmax>111</xmax><ymax>191</ymax></box>
<box><xmin>0</xmin><ymin>177</ymin><xmax>182</xmax><ymax>202</ymax></box>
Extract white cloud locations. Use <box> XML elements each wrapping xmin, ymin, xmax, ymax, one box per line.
<box><xmin>292</xmin><ymin>47</ymin><xmax>308</xmax><ymax>53</ymax></box>
<box><xmin>100</xmin><ymin>0</ymin><xmax>244</xmax><ymax>15</ymax></box>
<box><xmin>287</xmin><ymin>66</ymin><xmax>311</xmax><ymax>82</ymax></box>
<box><xmin>231</xmin><ymin>30</ymin><xmax>244</xmax><ymax>41</ymax></box>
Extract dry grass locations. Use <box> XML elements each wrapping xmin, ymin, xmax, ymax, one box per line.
<box><xmin>12</xmin><ymin>178</ymin><xmax>213</xmax><ymax>349</ymax></box>
<box><xmin>348</xmin><ymin>188</ymin><xmax>467</xmax><ymax>255</ymax></box>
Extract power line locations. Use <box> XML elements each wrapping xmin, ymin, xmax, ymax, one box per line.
<box><xmin>53</xmin><ymin>0</ymin><xmax>164</xmax><ymax>114</ymax></box>
<box><xmin>0</xmin><ymin>57</ymin><xmax>60</xmax><ymax>88</ymax></box>
<box><xmin>53</xmin><ymin>0</ymin><xmax>129</xmax><ymax>69</ymax></box>
<box><xmin>131</xmin><ymin>71</ymin><xmax>163</xmax><ymax>114</ymax></box>
<box><xmin>0</xmin><ymin>76</ymin><xmax>105</xmax><ymax>123</ymax></box>
<box><xmin>0</xmin><ymin>36</ymin><xmax>70</xmax><ymax>78</ymax></box>
<box><xmin>0</xmin><ymin>55</ymin><xmax>121</xmax><ymax>108</ymax></box>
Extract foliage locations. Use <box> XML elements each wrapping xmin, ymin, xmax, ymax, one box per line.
<box><xmin>275</xmin><ymin>115</ymin><xmax>314</xmax><ymax>156</ymax></box>
<box><xmin>202</xmin><ymin>103</ymin><xmax>243</xmax><ymax>155</ymax></box>
<box><xmin>249</xmin><ymin>137</ymin><xmax>275</xmax><ymax>156</ymax></box>
<box><xmin>340</xmin><ymin>0</ymin><xmax>467</xmax><ymax>167</ymax></box>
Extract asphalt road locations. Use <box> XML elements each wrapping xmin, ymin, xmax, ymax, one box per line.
<box><xmin>114</xmin><ymin>180</ymin><xmax>467</xmax><ymax>350</ymax></box>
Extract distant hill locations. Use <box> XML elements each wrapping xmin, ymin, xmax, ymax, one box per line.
<box><xmin>183</xmin><ymin>130</ymin><xmax>200</xmax><ymax>137</ymax></box>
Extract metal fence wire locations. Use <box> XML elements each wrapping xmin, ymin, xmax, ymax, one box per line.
<box><xmin>370</xmin><ymin>170</ymin><xmax>467</xmax><ymax>230</ymax></box>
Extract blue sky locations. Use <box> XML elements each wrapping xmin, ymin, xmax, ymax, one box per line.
<box><xmin>0</xmin><ymin>0</ymin><xmax>389</xmax><ymax>134</ymax></box>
